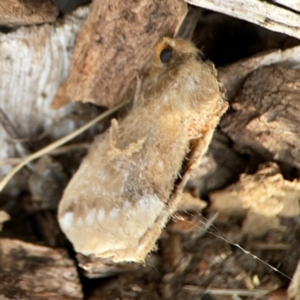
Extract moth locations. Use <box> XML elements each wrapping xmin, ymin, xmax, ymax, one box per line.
<box><xmin>58</xmin><ymin>37</ymin><xmax>228</xmax><ymax>263</ymax></box>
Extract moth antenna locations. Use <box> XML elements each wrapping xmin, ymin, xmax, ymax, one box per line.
<box><xmin>174</xmin><ymin>214</ymin><xmax>293</xmax><ymax>282</ymax></box>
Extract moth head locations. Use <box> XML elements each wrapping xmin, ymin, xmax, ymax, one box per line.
<box><xmin>154</xmin><ymin>37</ymin><xmax>202</xmax><ymax>68</ymax></box>
<box><xmin>143</xmin><ymin>37</ymin><xmax>226</xmax><ymax>115</ymax></box>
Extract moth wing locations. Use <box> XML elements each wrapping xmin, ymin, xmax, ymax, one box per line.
<box><xmin>58</xmin><ymin>133</ymin><xmax>165</xmax><ymax>262</ymax></box>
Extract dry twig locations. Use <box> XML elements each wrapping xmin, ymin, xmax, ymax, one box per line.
<box><xmin>0</xmin><ymin>101</ymin><xmax>128</xmax><ymax>192</ymax></box>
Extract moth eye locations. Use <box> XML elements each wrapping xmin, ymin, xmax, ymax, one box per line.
<box><xmin>160</xmin><ymin>47</ymin><xmax>173</xmax><ymax>63</ymax></box>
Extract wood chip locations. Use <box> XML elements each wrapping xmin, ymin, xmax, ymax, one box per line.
<box><xmin>0</xmin><ymin>0</ymin><xmax>58</xmax><ymax>26</ymax></box>
<box><xmin>0</xmin><ymin>238</ymin><xmax>82</xmax><ymax>299</ymax></box>
<box><xmin>221</xmin><ymin>66</ymin><xmax>300</xmax><ymax>169</ymax></box>
<box><xmin>0</xmin><ymin>7</ymin><xmax>88</xmax><ymax>171</ymax></box>
<box><xmin>210</xmin><ymin>163</ymin><xmax>300</xmax><ymax>220</ymax></box>
<box><xmin>219</xmin><ymin>45</ymin><xmax>300</xmax><ymax>100</ymax></box>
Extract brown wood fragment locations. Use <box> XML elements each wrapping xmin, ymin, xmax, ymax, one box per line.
<box><xmin>0</xmin><ymin>0</ymin><xmax>58</xmax><ymax>26</ymax></box>
<box><xmin>210</xmin><ymin>163</ymin><xmax>300</xmax><ymax>234</ymax></box>
<box><xmin>219</xmin><ymin>45</ymin><xmax>300</xmax><ymax>100</ymax></box>
<box><xmin>221</xmin><ymin>66</ymin><xmax>300</xmax><ymax>169</ymax></box>
<box><xmin>52</xmin><ymin>0</ymin><xmax>187</xmax><ymax>109</ymax></box>
<box><xmin>0</xmin><ymin>238</ymin><xmax>82</xmax><ymax>299</ymax></box>
<box><xmin>76</xmin><ymin>254</ymin><xmax>142</xmax><ymax>278</ymax></box>
<box><xmin>0</xmin><ymin>7</ymin><xmax>88</xmax><ymax>191</ymax></box>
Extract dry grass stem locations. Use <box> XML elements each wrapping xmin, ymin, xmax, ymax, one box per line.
<box><xmin>0</xmin><ymin>101</ymin><xmax>128</xmax><ymax>192</ymax></box>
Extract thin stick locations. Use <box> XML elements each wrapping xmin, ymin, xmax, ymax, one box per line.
<box><xmin>0</xmin><ymin>101</ymin><xmax>128</xmax><ymax>192</ymax></box>
<box><xmin>49</xmin><ymin>142</ymin><xmax>90</xmax><ymax>156</ymax></box>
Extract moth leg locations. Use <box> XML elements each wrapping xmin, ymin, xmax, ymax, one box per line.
<box><xmin>108</xmin><ymin>118</ymin><xmax>146</xmax><ymax>159</ymax></box>
<box><xmin>135</xmin><ymin>223</ymin><xmax>163</xmax><ymax>262</ymax></box>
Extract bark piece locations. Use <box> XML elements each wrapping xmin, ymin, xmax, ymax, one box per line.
<box><xmin>185</xmin><ymin>0</ymin><xmax>300</xmax><ymax>40</ymax></box>
<box><xmin>219</xmin><ymin>45</ymin><xmax>300</xmax><ymax>100</ymax></box>
<box><xmin>0</xmin><ymin>7</ymin><xmax>88</xmax><ymax>178</ymax></box>
<box><xmin>52</xmin><ymin>0</ymin><xmax>187</xmax><ymax>109</ymax></box>
<box><xmin>210</xmin><ymin>163</ymin><xmax>300</xmax><ymax>234</ymax></box>
<box><xmin>0</xmin><ymin>0</ymin><xmax>58</xmax><ymax>26</ymax></box>
<box><xmin>239</xmin><ymin>163</ymin><xmax>300</xmax><ymax>218</ymax></box>
<box><xmin>221</xmin><ymin>65</ymin><xmax>300</xmax><ymax>169</ymax></box>
<box><xmin>0</xmin><ymin>238</ymin><xmax>82</xmax><ymax>299</ymax></box>
<box><xmin>77</xmin><ymin>254</ymin><xmax>142</xmax><ymax>278</ymax></box>
<box><xmin>0</xmin><ymin>6</ymin><xmax>88</xmax><ymax>141</ymax></box>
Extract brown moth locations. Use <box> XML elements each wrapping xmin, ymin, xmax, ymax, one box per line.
<box><xmin>58</xmin><ymin>37</ymin><xmax>228</xmax><ymax>263</ymax></box>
